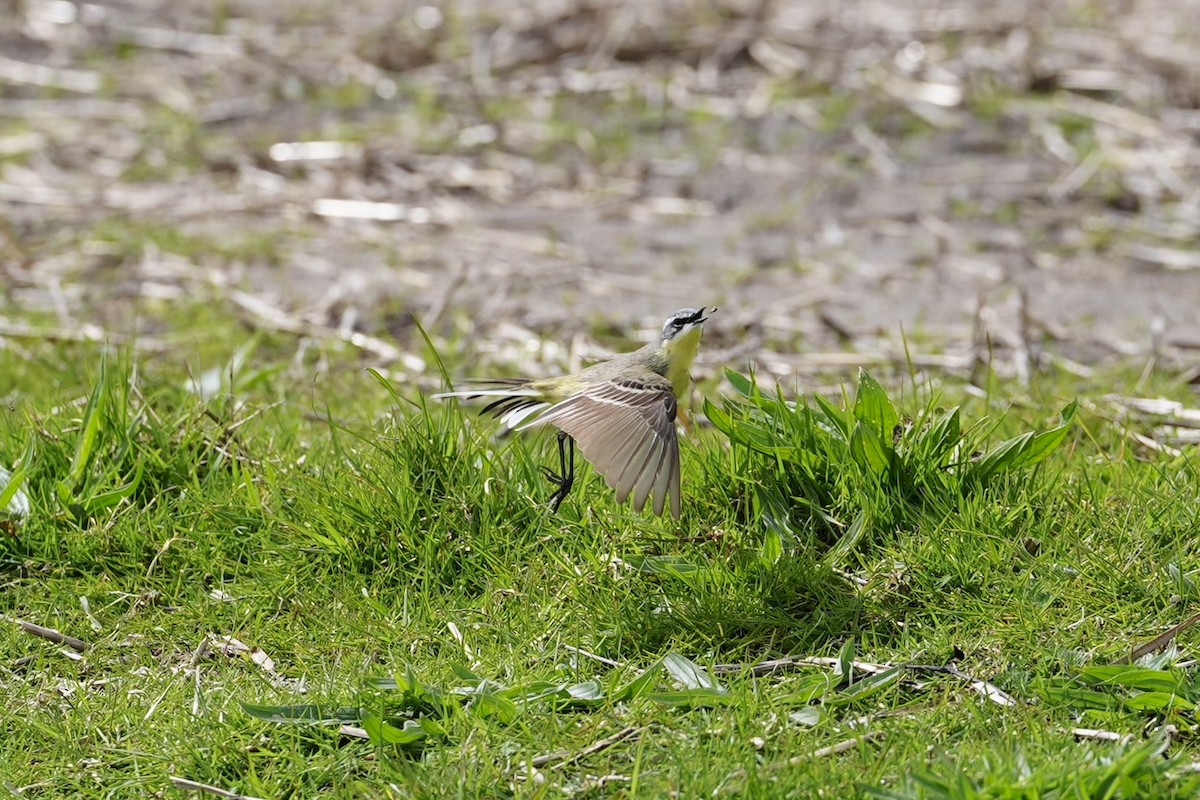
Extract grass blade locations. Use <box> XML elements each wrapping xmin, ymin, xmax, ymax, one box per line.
<box><xmin>822</xmin><ymin>512</ymin><xmax>869</xmax><ymax>568</ymax></box>
<box><xmin>647</xmin><ymin>689</ymin><xmax>733</xmax><ymax>708</ymax></box>
<box><xmin>58</xmin><ymin>350</ymin><xmax>108</xmax><ymax>503</ymax></box>
<box><xmin>0</xmin><ymin>464</ymin><xmax>31</xmax><ymax>519</ymax></box>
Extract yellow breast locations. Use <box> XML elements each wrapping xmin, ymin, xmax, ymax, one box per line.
<box><xmin>664</xmin><ymin>326</ymin><xmax>703</xmax><ymax>399</ymax></box>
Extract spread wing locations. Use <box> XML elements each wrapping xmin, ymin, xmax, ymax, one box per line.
<box><xmin>522</xmin><ymin>374</ymin><xmax>681</xmax><ymax>518</ymax></box>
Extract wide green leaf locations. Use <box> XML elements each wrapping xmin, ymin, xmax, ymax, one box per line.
<box><xmin>468</xmin><ymin>687</ymin><xmax>518</xmax><ymax>723</ymax></box>
<box><xmin>450</xmin><ymin>663</ymin><xmax>484</xmax><ymax>683</ymax></box>
<box><xmin>240</xmin><ymin>703</ymin><xmax>360</xmax><ymax>725</ymax></box>
<box><xmin>761</xmin><ymin>528</ymin><xmax>783</xmax><ymax>564</ymax></box>
<box><xmin>519</xmin><ymin>680</ymin><xmax>606</xmax><ymax>708</ymax></box>
<box><xmin>614</xmin><ymin>657</ymin><xmax>664</xmax><ymax>703</ymax></box>
<box><xmin>782</xmin><ymin>672</ymin><xmax>837</xmax><ymax>705</ymax></box>
<box><xmin>1121</xmin><ymin>691</ymin><xmax>1196</xmax><ymax>712</ymax></box>
<box><xmin>825</xmin><ymin>666</ymin><xmax>902</xmax><ymax>706</ymax></box>
<box><xmin>368</xmin><ymin>666</ymin><xmax>455</xmax><ymax>712</ymax></box>
<box><xmin>724</xmin><ymin>367</ymin><xmax>756</xmax><ymax>398</ymax></box>
<box><xmin>663</xmin><ymin>652</ymin><xmax>724</xmax><ymax>692</ymax></box>
<box><xmin>835</xmin><ymin>638</ymin><xmax>856</xmax><ymax>683</ymax></box>
<box><xmin>703</xmin><ymin>397</ymin><xmax>735</xmax><ymax>437</ymax></box>
<box><xmin>972</xmin><ymin>431</ymin><xmax>1034</xmax><ymax>481</ymax></box>
<box><xmin>1006</xmin><ymin>400</ymin><xmax>1078</xmax><ymax>470</ymax></box>
<box><xmin>850</xmin><ymin>423</ymin><xmax>893</xmax><ymax>477</ymax></box>
<box><xmin>853</xmin><ymin>370</ymin><xmax>899</xmax><ymax>437</ymax></box>
<box><xmin>813</xmin><ymin>393</ymin><xmax>852</xmax><ymax>439</ymax></box>
<box><xmin>360</xmin><ymin>712</ymin><xmax>429</xmax><ymax>746</ymax></box>
<box><xmin>788</xmin><ymin>706</ymin><xmax>827</xmax><ymax>727</ymax></box>
<box><xmin>647</xmin><ymin>689</ymin><xmax>734</xmax><ymax>708</ymax></box>
<box><xmin>58</xmin><ymin>351</ymin><xmax>108</xmax><ymax>504</ymax></box>
<box><xmin>1078</xmin><ymin>665</ymin><xmax>1187</xmax><ymax>695</ymax></box>
<box><xmin>1035</xmin><ymin>683</ymin><xmax>1118</xmax><ymax>711</ymax></box>
<box><xmin>626</xmin><ymin>555</ymin><xmax>711</xmax><ymax>580</ymax></box>
<box><xmin>704</xmin><ymin>399</ymin><xmax>793</xmax><ymax>455</ymax></box>
<box><xmin>82</xmin><ymin>459</ymin><xmax>144</xmax><ymax>514</ymax></box>
<box><xmin>0</xmin><ymin>463</ymin><xmax>30</xmax><ymax>519</ymax></box>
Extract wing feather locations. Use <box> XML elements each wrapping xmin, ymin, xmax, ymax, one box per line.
<box><xmin>522</xmin><ymin>373</ymin><xmax>680</xmax><ymax>517</ymax></box>
<box><xmin>592</xmin><ymin>416</ymin><xmax>645</xmax><ymax>496</ymax></box>
<box><xmin>612</xmin><ymin>422</ymin><xmax>658</xmax><ymax>503</ymax></box>
<box><xmin>647</xmin><ymin>429</ymin><xmax>678</xmax><ymax>516</ymax></box>
<box><xmin>669</xmin><ymin>443</ymin><xmax>681</xmax><ymax>518</ymax></box>
<box><xmin>631</xmin><ymin>435</ymin><xmax>668</xmax><ymax>512</ymax></box>
<box><xmin>615</xmin><ymin>428</ymin><xmax>657</xmax><ymax>506</ymax></box>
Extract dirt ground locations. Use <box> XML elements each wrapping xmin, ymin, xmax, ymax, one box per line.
<box><xmin>2</xmin><ymin>0</ymin><xmax>1199</xmax><ymax>385</ymax></box>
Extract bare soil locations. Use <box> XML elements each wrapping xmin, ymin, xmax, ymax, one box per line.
<box><xmin>3</xmin><ymin>0</ymin><xmax>1200</xmax><ymax>384</ymax></box>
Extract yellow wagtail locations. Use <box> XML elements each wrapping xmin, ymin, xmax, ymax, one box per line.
<box><xmin>434</xmin><ymin>307</ymin><xmax>714</xmax><ymax>517</ymax></box>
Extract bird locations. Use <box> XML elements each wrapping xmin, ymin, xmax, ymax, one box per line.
<box><xmin>433</xmin><ymin>307</ymin><xmax>714</xmax><ymax>518</ymax></box>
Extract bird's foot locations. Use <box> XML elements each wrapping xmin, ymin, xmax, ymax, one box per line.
<box><xmin>539</xmin><ymin>466</ymin><xmax>574</xmax><ymax>513</ymax></box>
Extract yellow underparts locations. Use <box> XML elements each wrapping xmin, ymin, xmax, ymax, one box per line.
<box><xmin>664</xmin><ymin>326</ymin><xmax>702</xmax><ymax>399</ymax></box>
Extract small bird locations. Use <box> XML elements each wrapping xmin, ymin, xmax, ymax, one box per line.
<box><xmin>434</xmin><ymin>307</ymin><xmax>714</xmax><ymax>518</ymax></box>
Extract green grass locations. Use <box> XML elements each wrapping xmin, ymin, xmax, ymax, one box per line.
<box><xmin>3</xmin><ymin>332</ymin><xmax>1200</xmax><ymax>799</ymax></box>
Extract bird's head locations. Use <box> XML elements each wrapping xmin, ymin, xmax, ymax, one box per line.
<box><xmin>658</xmin><ymin>306</ymin><xmax>713</xmax><ymax>395</ymax></box>
<box><xmin>659</xmin><ymin>307</ymin><xmax>714</xmax><ymax>345</ymax></box>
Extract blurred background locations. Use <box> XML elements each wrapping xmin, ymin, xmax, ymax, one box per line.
<box><xmin>2</xmin><ymin>0</ymin><xmax>1199</xmax><ymax>387</ymax></box>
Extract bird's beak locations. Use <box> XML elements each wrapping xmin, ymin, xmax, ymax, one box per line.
<box><xmin>699</xmin><ymin>306</ymin><xmax>717</xmax><ymax>323</ymax></box>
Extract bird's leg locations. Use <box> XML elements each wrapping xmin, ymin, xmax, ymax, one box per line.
<box><xmin>541</xmin><ymin>431</ymin><xmax>575</xmax><ymax>513</ymax></box>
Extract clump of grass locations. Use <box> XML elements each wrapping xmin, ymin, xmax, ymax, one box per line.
<box><xmin>704</xmin><ymin>367</ymin><xmax>1077</xmax><ymax>564</ymax></box>
<box><xmin>280</xmin><ymin>390</ymin><xmax>556</xmax><ymax>593</ymax></box>
<box><xmin>1</xmin><ymin>347</ymin><xmax>274</xmax><ymax>576</ymax></box>
<box><xmin>1036</xmin><ymin>649</ymin><xmax>1200</xmax><ymax>731</ymax></box>
<box><xmin>871</xmin><ymin>731</ymin><xmax>1200</xmax><ymax>800</ymax></box>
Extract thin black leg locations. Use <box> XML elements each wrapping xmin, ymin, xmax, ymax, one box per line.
<box><xmin>541</xmin><ymin>431</ymin><xmax>576</xmax><ymax>513</ymax></box>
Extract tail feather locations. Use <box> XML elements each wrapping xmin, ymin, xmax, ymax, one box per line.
<box><xmin>457</xmin><ymin>378</ymin><xmax>532</xmax><ymax>388</ymax></box>
<box><xmin>432</xmin><ymin>388</ymin><xmax>540</xmax><ymax>400</ymax></box>
<box><xmin>433</xmin><ymin>384</ymin><xmax>552</xmax><ymax>430</ymax></box>
<box><xmin>481</xmin><ymin>394</ymin><xmax>535</xmax><ymax>416</ymax></box>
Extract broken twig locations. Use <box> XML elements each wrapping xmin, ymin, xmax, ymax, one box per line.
<box><xmin>530</xmin><ymin>726</ymin><xmax>641</xmax><ymax>769</ymax></box>
<box><xmin>168</xmin><ymin>777</ymin><xmax>265</xmax><ymax>800</ymax></box>
<box><xmin>6</xmin><ymin>617</ymin><xmax>89</xmax><ymax>652</ymax></box>
<box><xmin>1115</xmin><ymin>611</ymin><xmax>1200</xmax><ymax>665</ymax></box>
